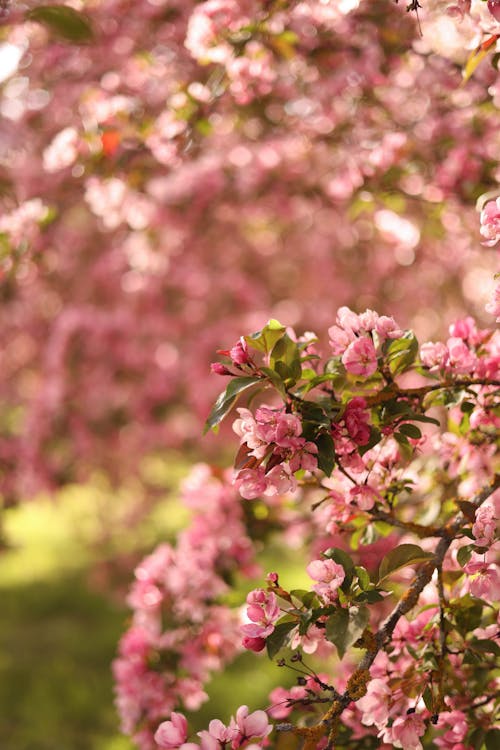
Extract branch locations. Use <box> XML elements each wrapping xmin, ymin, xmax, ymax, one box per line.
<box><xmin>282</xmin><ymin>474</ymin><xmax>500</xmax><ymax>750</ymax></box>
<box><xmin>365</xmin><ymin>378</ymin><xmax>500</xmax><ymax>407</ymax></box>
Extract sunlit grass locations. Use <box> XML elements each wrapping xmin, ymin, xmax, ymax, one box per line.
<box><xmin>0</xmin><ymin>454</ymin><xmax>310</xmax><ymax>749</ymax></box>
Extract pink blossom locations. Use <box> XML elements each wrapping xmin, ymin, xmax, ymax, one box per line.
<box><xmin>241</xmin><ymin>635</ymin><xmax>266</xmax><ymax>652</ymax></box>
<box><xmin>420</xmin><ymin>341</ymin><xmax>449</xmax><ymax>371</ymax></box>
<box><xmin>435</xmin><ymin>710</ymin><xmax>468</xmax><ymax>750</ymax></box>
<box><xmin>206</xmin><ymin>719</ymin><xmax>239</xmax><ymax>744</ymax></box>
<box><xmin>479</xmin><ymin>198</ymin><xmax>500</xmax><ymax>246</ymax></box>
<box><xmin>343</xmin><ymin>397</ymin><xmax>371</xmax><ymax>446</ymax></box>
<box><xmin>264</xmin><ymin>464</ymin><xmax>297</xmax><ymax>495</ymax></box>
<box><xmin>307</xmin><ymin>558</ymin><xmax>345</xmax><ymax>600</ymax></box>
<box><xmin>374</xmin><ymin>316</ymin><xmax>403</xmax><ymax>341</ymax></box>
<box><xmin>274</xmin><ymin>412</ymin><xmax>303</xmax><ymax>448</ymax></box>
<box><xmin>349</xmin><ymin>485</ymin><xmax>378</xmax><ymax>511</ymax></box>
<box><xmin>234</xmin><ymin>705</ymin><xmax>273</xmax><ymax>743</ymax></box>
<box><xmin>234</xmin><ymin>467</ymin><xmax>268</xmax><ymax>499</ymax></box>
<box><xmin>268</xmin><ymin>685</ymin><xmax>307</xmax><ymax>719</ymax></box>
<box><xmin>446</xmin><ymin>337</ymin><xmax>477</xmax><ymax>374</ymax></box>
<box><xmin>464</xmin><ymin>560</ymin><xmax>500</xmax><ymax>600</ymax></box>
<box><xmin>472</xmin><ymin>504</ymin><xmax>497</xmax><ymax>547</ymax></box>
<box><xmin>232</xmin><ymin>408</ymin><xmax>267</xmax><ymax>458</ymax></box>
<box><xmin>381</xmin><ymin>713</ymin><xmax>426</xmax><ymax>750</ymax></box>
<box><xmin>328</xmin><ymin>325</ymin><xmax>355</xmax><ymax>355</ymax></box>
<box><xmin>241</xmin><ymin>589</ymin><xmax>280</xmax><ymax>642</ymax></box>
<box><xmin>155</xmin><ymin>713</ymin><xmax>188</xmax><ymax>749</ymax></box>
<box><xmin>357</xmin><ymin>678</ymin><xmax>391</xmax><ymax>728</ymax></box>
<box><xmin>337</xmin><ymin>306</ymin><xmax>362</xmax><ymax>334</ymax></box>
<box><xmin>229</xmin><ymin>337</ymin><xmax>251</xmax><ymax>365</ymax></box>
<box><xmin>342</xmin><ymin>337</ymin><xmax>378</xmax><ymax>377</ymax></box>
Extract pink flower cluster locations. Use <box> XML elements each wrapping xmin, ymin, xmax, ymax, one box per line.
<box><xmin>240</xmin><ymin>589</ymin><xmax>281</xmax><ymax>652</ymax></box>
<box><xmin>232</xmin><ymin>406</ymin><xmax>317</xmax><ymax>499</ymax></box>
<box><xmin>420</xmin><ymin>317</ymin><xmax>499</xmax><ymax>377</ymax></box>
<box><xmin>155</xmin><ymin>705</ymin><xmax>272</xmax><ymax>750</ymax></box>
<box><xmin>113</xmin><ymin>464</ymin><xmax>259</xmax><ymax>750</ymax></box>
<box><xmin>328</xmin><ymin>307</ymin><xmax>403</xmax><ymax>378</ymax></box>
<box><xmin>306</xmin><ymin>558</ymin><xmax>345</xmax><ymax>603</ymax></box>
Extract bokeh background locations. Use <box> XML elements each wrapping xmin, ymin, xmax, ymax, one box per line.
<box><xmin>1</xmin><ymin>0</ymin><xmax>499</xmax><ymax>748</ymax></box>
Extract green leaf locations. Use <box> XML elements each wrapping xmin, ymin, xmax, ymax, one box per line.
<box><xmin>457</xmin><ymin>544</ymin><xmax>474</xmax><ymax>568</ymax></box>
<box><xmin>315</xmin><ymin>432</ymin><xmax>336</xmax><ymax>477</ymax></box>
<box><xmin>354</xmin><ymin>566</ymin><xmax>371</xmax><ymax>591</ymax></box>
<box><xmin>355</xmin><ymin>589</ymin><xmax>384</xmax><ymax>604</ymax></box>
<box><xmin>245</xmin><ymin>319</ymin><xmax>286</xmax><ymax>354</ymax></box>
<box><xmin>377</xmin><ymin>544</ymin><xmax>434</xmax><ymax>583</ymax></box>
<box><xmin>451</xmin><ymin>594</ymin><xmax>484</xmax><ymax>636</ymax></box>
<box><xmin>27</xmin><ymin>5</ymin><xmax>94</xmax><ymax>43</ymax></box>
<box><xmin>398</xmin><ymin>423</ymin><xmax>422</xmax><ymax>439</ymax></box>
<box><xmin>394</xmin><ymin>431</ymin><xmax>413</xmax><ymax>460</ymax></box>
<box><xmin>384</xmin><ymin>331</ymin><xmax>418</xmax><ymax>376</ymax></box>
<box><xmin>468</xmin><ymin>727</ymin><xmax>485</xmax><ymax>750</ymax></box>
<box><xmin>290</xmin><ymin>589</ymin><xmax>317</xmax><ymax>608</ymax></box>
<box><xmin>266</xmin><ymin>620</ymin><xmax>297</xmax><ymax>659</ymax></box>
<box><xmin>485</xmin><ymin>729</ymin><xmax>500</xmax><ymax>750</ymax></box>
<box><xmin>204</xmin><ymin>376</ymin><xmax>261</xmax><ymax>433</ymax></box>
<box><xmin>270</xmin><ymin>333</ymin><xmax>302</xmax><ymax>384</ymax></box>
<box><xmin>325</xmin><ymin>606</ymin><xmax>369</xmax><ymax>659</ymax></box>
<box><xmin>469</xmin><ymin>638</ymin><xmax>500</xmax><ymax>656</ymax></box>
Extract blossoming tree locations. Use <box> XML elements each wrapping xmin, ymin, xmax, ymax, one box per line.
<box><xmin>116</xmin><ymin>303</ymin><xmax>499</xmax><ymax>750</ymax></box>
<box><xmin>0</xmin><ymin>2</ymin><xmax>499</xmax><ymax>748</ymax></box>
<box><xmin>0</xmin><ymin>0</ymin><xmax>499</xmax><ymax>501</ymax></box>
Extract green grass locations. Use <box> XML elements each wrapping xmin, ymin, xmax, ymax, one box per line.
<box><xmin>0</xmin><ymin>456</ymin><xmax>304</xmax><ymax>750</ymax></box>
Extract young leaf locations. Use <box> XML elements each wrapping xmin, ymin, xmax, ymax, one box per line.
<box><xmin>384</xmin><ymin>331</ymin><xmax>418</xmax><ymax>376</ymax></box>
<box><xmin>204</xmin><ymin>376</ymin><xmax>261</xmax><ymax>433</ymax></box>
<box><xmin>245</xmin><ymin>319</ymin><xmax>286</xmax><ymax>354</ymax></box>
<box><xmin>27</xmin><ymin>5</ymin><xmax>94</xmax><ymax>43</ymax></box>
<box><xmin>325</xmin><ymin>606</ymin><xmax>369</xmax><ymax>659</ymax></box>
<box><xmin>354</xmin><ymin>566</ymin><xmax>371</xmax><ymax>591</ymax></box>
<box><xmin>270</xmin><ymin>333</ymin><xmax>302</xmax><ymax>384</ymax></box>
<box><xmin>377</xmin><ymin>544</ymin><xmax>434</xmax><ymax>583</ymax></box>
<box><xmin>266</xmin><ymin>620</ymin><xmax>297</xmax><ymax>659</ymax></box>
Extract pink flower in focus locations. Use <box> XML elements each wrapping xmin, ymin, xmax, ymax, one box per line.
<box><xmin>234</xmin><ymin>705</ymin><xmax>273</xmax><ymax>744</ymax></box>
<box><xmin>446</xmin><ymin>337</ymin><xmax>477</xmax><ymax>374</ymax></box>
<box><xmin>435</xmin><ymin>710</ymin><xmax>468</xmax><ymax>750</ymax></box>
<box><xmin>357</xmin><ymin>677</ymin><xmax>391</xmax><ymax>728</ymax></box>
<box><xmin>479</xmin><ymin>198</ymin><xmax>500</xmax><ymax>246</ymax></box>
<box><xmin>155</xmin><ymin>713</ymin><xmax>188</xmax><ymax>749</ymax></box>
<box><xmin>307</xmin><ymin>558</ymin><xmax>345</xmax><ymax>601</ymax></box>
<box><xmin>420</xmin><ymin>341</ymin><xmax>449</xmax><ymax>371</ymax></box>
<box><xmin>274</xmin><ymin>412</ymin><xmax>303</xmax><ymax>448</ymax></box>
<box><xmin>234</xmin><ymin>467</ymin><xmax>268</xmax><ymax>499</ymax></box>
<box><xmin>344</xmin><ymin>397</ymin><xmax>371</xmax><ymax>445</ymax></box>
<box><xmin>328</xmin><ymin>324</ymin><xmax>355</xmax><ymax>355</ymax></box>
<box><xmin>374</xmin><ymin>315</ymin><xmax>403</xmax><ymax>340</ymax></box>
<box><xmin>381</xmin><ymin>713</ymin><xmax>426</xmax><ymax>750</ymax></box>
<box><xmin>241</xmin><ymin>635</ymin><xmax>266</xmax><ymax>652</ymax></box>
<box><xmin>472</xmin><ymin>504</ymin><xmax>497</xmax><ymax>547</ymax></box>
<box><xmin>241</xmin><ymin>589</ymin><xmax>280</xmax><ymax>643</ymax></box>
<box><xmin>230</xmin><ymin>337</ymin><xmax>250</xmax><ymax>365</ymax></box>
<box><xmin>342</xmin><ymin>337</ymin><xmax>378</xmax><ymax>377</ymax></box>
<box><xmin>464</xmin><ymin>560</ymin><xmax>500</xmax><ymax>600</ymax></box>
